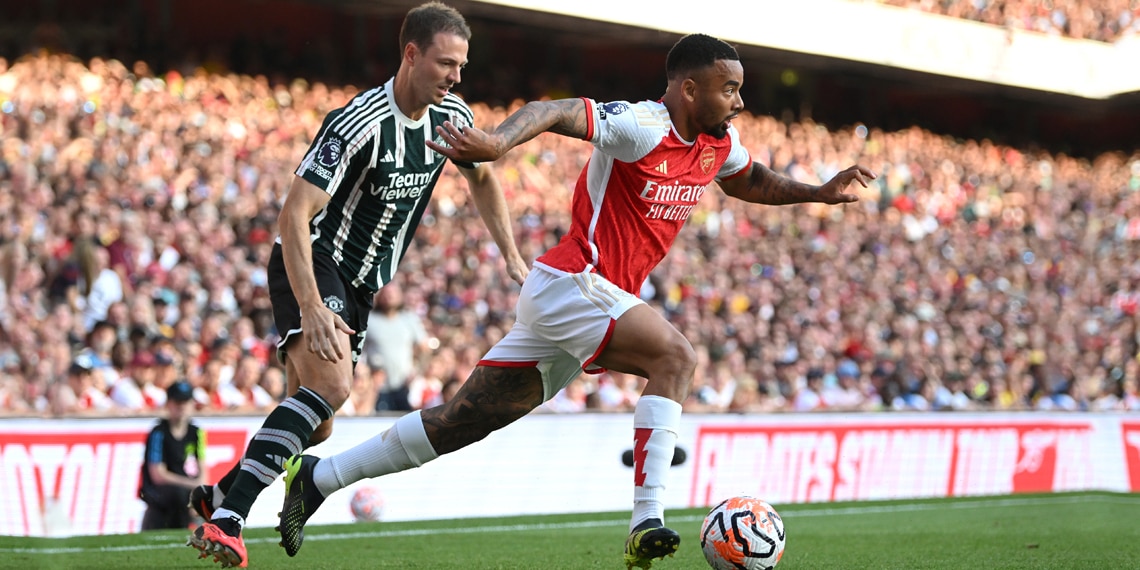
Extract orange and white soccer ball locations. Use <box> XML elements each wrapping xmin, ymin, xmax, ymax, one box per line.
<box><xmin>700</xmin><ymin>496</ymin><xmax>785</xmax><ymax>569</ymax></box>
<box><xmin>349</xmin><ymin>486</ymin><xmax>384</xmax><ymax>522</ymax></box>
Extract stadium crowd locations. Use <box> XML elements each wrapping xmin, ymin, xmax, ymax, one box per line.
<box><xmin>858</xmin><ymin>0</ymin><xmax>1140</xmax><ymax>42</ymax></box>
<box><xmin>1</xmin><ymin>52</ymin><xmax>1139</xmax><ymax>418</ymax></box>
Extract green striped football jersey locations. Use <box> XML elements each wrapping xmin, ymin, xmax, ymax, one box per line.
<box><xmin>295</xmin><ymin>78</ymin><xmax>476</xmax><ymax>292</ymax></box>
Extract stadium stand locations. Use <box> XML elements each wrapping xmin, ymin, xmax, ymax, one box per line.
<box><xmin>850</xmin><ymin>0</ymin><xmax>1140</xmax><ymax>43</ymax></box>
<box><xmin>0</xmin><ymin>1</ymin><xmax>1138</xmax><ymax>416</ymax></box>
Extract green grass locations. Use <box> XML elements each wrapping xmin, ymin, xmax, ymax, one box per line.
<box><xmin>2</xmin><ymin>492</ymin><xmax>1138</xmax><ymax>569</ymax></box>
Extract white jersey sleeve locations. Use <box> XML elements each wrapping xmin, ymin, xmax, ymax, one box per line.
<box><xmin>584</xmin><ymin>99</ymin><xmax>669</xmax><ymax>163</ymax></box>
<box><xmin>715</xmin><ymin>124</ymin><xmax>752</xmax><ymax>181</ymax></box>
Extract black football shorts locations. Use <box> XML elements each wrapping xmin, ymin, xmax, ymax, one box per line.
<box><xmin>267</xmin><ymin>243</ymin><xmax>373</xmax><ymax>364</ymax></box>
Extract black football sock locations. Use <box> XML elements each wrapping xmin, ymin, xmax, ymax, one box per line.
<box><xmin>214</xmin><ymin>387</ymin><xmax>334</xmax><ymax>523</ymax></box>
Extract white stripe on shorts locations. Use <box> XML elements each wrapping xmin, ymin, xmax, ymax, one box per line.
<box><xmin>570</xmin><ymin>272</ymin><xmax>616</xmax><ymax>313</ymax></box>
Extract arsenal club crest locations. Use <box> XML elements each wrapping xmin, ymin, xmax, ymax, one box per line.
<box><xmin>700</xmin><ymin>148</ymin><xmax>716</xmax><ymax>174</ymax></box>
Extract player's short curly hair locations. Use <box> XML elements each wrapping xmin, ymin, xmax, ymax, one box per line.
<box><xmin>665</xmin><ymin>34</ymin><xmax>740</xmax><ymax>81</ymax></box>
<box><xmin>400</xmin><ymin>1</ymin><xmax>472</xmax><ymax>52</ymax></box>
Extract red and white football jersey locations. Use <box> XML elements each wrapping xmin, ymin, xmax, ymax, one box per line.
<box><xmin>534</xmin><ymin>98</ymin><xmax>751</xmax><ymax>293</ymax></box>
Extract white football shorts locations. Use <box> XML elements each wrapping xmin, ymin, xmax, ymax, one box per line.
<box><xmin>479</xmin><ymin>265</ymin><xmax>645</xmax><ymax>401</ymax></box>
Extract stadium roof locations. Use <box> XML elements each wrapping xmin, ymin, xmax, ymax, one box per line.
<box><xmin>306</xmin><ymin>0</ymin><xmax>1140</xmax><ymax>101</ymax></box>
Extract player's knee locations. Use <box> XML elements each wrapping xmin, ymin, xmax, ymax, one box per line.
<box><xmin>289</xmin><ymin>349</ymin><xmax>354</xmax><ymax>410</ymax></box>
<box><xmin>666</xmin><ymin>336</ymin><xmax>698</xmax><ymax>377</ymax></box>
<box><xmin>321</xmin><ymin>384</ymin><xmax>352</xmax><ymax>410</ymax></box>
<box><xmin>651</xmin><ymin>336</ymin><xmax>697</xmax><ymax>391</ymax></box>
<box><xmin>300</xmin><ymin>374</ymin><xmax>352</xmax><ymax>411</ymax></box>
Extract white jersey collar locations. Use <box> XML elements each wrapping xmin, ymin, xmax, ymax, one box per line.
<box><xmin>385</xmin><ymin>78</ymin><xmax>430</xmax><ymax>128</ymax></box>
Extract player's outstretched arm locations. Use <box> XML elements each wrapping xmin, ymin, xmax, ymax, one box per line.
<box><xmin>718</xmin><ymin>162</ymin><xmax>876</xmax><ymax>205</ymax></box>
<box><xmin>458</xmin><ymin>162</ymin><xmax>529</xmax><ymax>285</ymax></box>
<box><xmin>427</xmin><ymin>99</ymin><xmax>589</xmax><ymax>163</ymax></box>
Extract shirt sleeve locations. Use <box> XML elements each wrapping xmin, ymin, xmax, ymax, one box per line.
<box><xmin>406</xmin><ymin>311</ymin><xmax>428</xmax><ymax>343</ymax></box>
<box><xmin>715</xmin><ymin>124</ymin><xmax>752</xmax><ymax>181</ymax></box>
<box><xmin>145</xmin><ymin>429</ymin><xmax>164</xmax><ymax>465</ymax></box>
<box><xmin>295</xmin><ymin>105</ymin><xmax>377</xmax><ymax>195</ymax></box>
<box><xmin>584</xmin><ymin>99</ymin><xmax>668</xmax><ymax>164</ymax></box>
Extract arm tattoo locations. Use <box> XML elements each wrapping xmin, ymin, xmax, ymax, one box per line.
<box><xmin>492</xmin><ymin>99</ymin><xmax>588</xmax><ymax>155</ymax></box>
<box><xmin>740</xmin><ymin>162</ymin><xmax>819</xmax><ymax>205</ymax></box>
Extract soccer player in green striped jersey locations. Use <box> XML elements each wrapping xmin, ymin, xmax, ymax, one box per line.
<box><xmin>187</xmin><ymin>3</ymin><xmax>527</xmax><ymax>567</ymax></box>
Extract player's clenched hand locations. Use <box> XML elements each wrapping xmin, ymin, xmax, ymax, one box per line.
<box><xmin>426</xmin><ymin>121</ymin><xmax>504</xmax><ymax>163</ymax></box>
<box><xmin>817</xmin><ymin>165</ymin><xmax>876</xmax><ymax>204</ymax></box>
<box><xmin>301</xmin><ymin>304</ymin><xmax>355</xmax><ymax>362</ymax></box>
<box><xmin>504</xmin><ymin>256</ymin><xmax>529</xmax><ymax>286</ymax></box>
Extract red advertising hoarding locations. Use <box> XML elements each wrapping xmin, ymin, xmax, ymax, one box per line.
<box><xmin>0</xmin><ymin>428</ymin><xmax>247</xmax><ymax>536</ymax></box>
<box><xmin>690</xmin><ymin>421</ymin><xmax>1096</xmax><ymax>506</ymax></box>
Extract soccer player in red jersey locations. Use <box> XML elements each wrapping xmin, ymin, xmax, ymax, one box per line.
<box><xmin>278</xmin><ymin>33</ymin><xmax>875</xmax><ymax>569</ymax></box>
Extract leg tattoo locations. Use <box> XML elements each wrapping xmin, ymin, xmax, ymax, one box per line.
<box><xmin>421</xmin><ymin>366</ymin><xmax>544</xmax><ymax>454</ymax></box>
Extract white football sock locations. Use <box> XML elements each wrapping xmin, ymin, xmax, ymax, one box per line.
<box><xmin>630</xmin><ymin>395</ymin><xmax>682</xmax><ymax>532</ymax></box>
<box><xmin>313</xmin><ymin>410</ymin><xmax>439</xmax><ymax>497</ymax></box>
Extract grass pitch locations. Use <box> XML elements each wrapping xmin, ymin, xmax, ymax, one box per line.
<box><xmin>1</xmin><ymin>492</ymin><xmax>1136</xmax><ymax>569</ymax></box>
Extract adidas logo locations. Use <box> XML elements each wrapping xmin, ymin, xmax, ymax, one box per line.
<box><xmin>380</xmin><ymin>150</ymin><xmax>395</xmax><ymax>163</ymax></box>
<box><xmin>654</xmin><ymin>161</ymin><xmax>668</xmax><ymax>175</ymax></box>
<box><xmin>267</xmin><ymin>454</ymin><xmax>288</xmax><ymax>467</ymax></box>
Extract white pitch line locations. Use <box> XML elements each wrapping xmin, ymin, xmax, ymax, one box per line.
<box><xmin>2</xmin><ymin>493</ymin><xmax>1135</xmax><ymax>555</ymax></box>
<box><xmin>777</xmin><ymin>493</ymin><xmax>1140</xmax><ymax>517</ymax></box>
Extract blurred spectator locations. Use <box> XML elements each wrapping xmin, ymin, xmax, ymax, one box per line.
<box><xmin>931</xmin><ymin>373</ymin><xmax>974</xmax><ymax>411</ymax></box>
<box><xmin>339</xmin><ymin>362</ymin><xmax>378</xmax><ymax>417</ymax></box>
<box><xmin>258</xmin><ymin>365</ymin><xmax>287</xmax><ymax>403</ymax></box>
<box><xmin>227</xmin><ymin>353</ymin><xmax>274</xmax><ymax>411</ymax></box>
<box><xmin>364</xmin><ymin>286</ymin><xmax>433</xmax><ymax>412</ymax></box>
<box><xmin>230</xmin><ymin>316</ymin><xmax>272</xmax><ymax>366</ymax></box>
<box><xmin>78</xmin><ymin>320</ymin><xmax>118</xmax><ymax>373</ymax></box>
<box><xmin>726</xmin><ymin>378</ymin><xmax>763</xmax><ymax>412</ymax></box>
<box><xmin>48</xmin><ymin>356</ymin><xmax>113</xmax><ymax>415</ymax></box>
<box><xmin>793</xmin><ymin>368</ymin><xmax>827</xmax><ymax>412</ymax></box>
<box><xmin>109</xmin><ymin>350</ymin><xmax>164</xmax><ymax>412</ymax></box>
<box><xmin>822</xmin><ymin>359</ymin><xmax>870</xmax><ymax>410</ymax></box>
<box><xmin>437</xmin><ymin>377</ymin><xmax>464</xmax><ymax>406</ymax></box>
<box><xmin>405</xmin><ymin>351</ymin><xmax>452</xmax><ymax>411</ymax></box>
<box><xmin>592</xmin><ymin>371</ymin><xmax>641</xmax><ymax>412</ymax></box>
<box><xmin>151</xmin><ymin>349</ymin><xmax>181</xmax><ymax>398</ymax></box>
<box><xmin>893</xmin><ymin>377</ymin><xmax>937</xmax><ymax>411</ymax></box>
<box><xmin>543</xmin><ymin>376</ymin><xmax>590</xmax><ymax>413</ymax></box>
<box><xmin>76</xmin><ymin>241</ymin><xmax>124</xmax><ymax>331</ymax></box>
<box><xmin>692</xmin><ymin>362</ymin><xmax>739</xmax><ymax>412</ymax></box>
<box><xmin>1121</xmin><ymin>376</ymin><xmax>1140</xmax><ymax>410</ymax></box>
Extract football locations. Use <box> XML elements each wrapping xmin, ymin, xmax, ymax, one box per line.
<box><xmin>699</xmin><ymin>496</ymin><xmax>785</xmax><ymax>569</ymax></box>
<box><xmin>348</xmin><ymin>486</ymin><xmax>384</xmax><ymax>522</ymax></box>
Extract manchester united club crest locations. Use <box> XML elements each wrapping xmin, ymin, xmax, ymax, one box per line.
<box><xmin>323</xmin><ymin>295</ymin><xmax>345</xmax><ymax>314</ymax></box>
<box><xmin>700</xmin><ymin>148</ymin><xmax>716</xmax><ymax>174</ymax></box>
